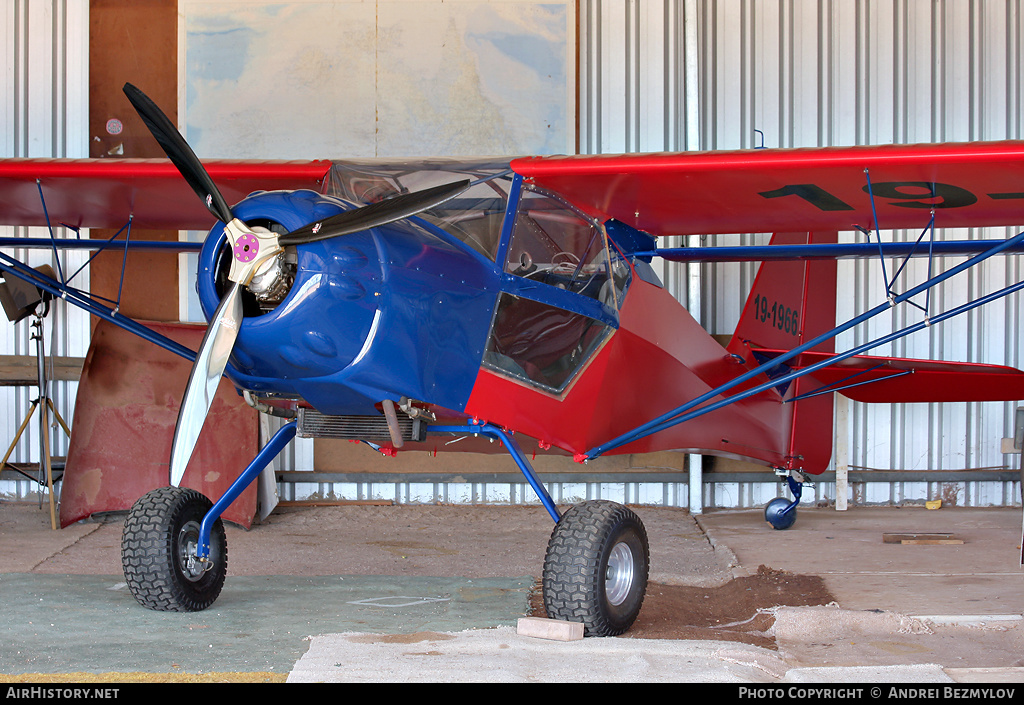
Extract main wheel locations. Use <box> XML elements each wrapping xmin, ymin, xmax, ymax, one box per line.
<box><xmin>542</xmin><ymin>500</ymin><xmax>649</xmax><ymax>637</ymax></box>
<box><xmin>121</xmin><ymin>486</ymin><xmax>227</xmax><ymax>612</ymax></box>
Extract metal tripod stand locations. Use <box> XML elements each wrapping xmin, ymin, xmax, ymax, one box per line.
<box><xmin>1</xmin><ymin>310</ymin><xmax>70</xmax><ymax>529</ymax></box>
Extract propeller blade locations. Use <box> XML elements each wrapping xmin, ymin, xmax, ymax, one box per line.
<box><xmin>278</xmin><ymin>178</ymin><xmax>471</xmax><ymax>246</ymax></box>
<box><xmin>122</xmin><ymin>82</ymin><xmax>234</xmax><ymax>224</ymax></box>
<box><xmin>168</xmin><ymin>282</ymin><xmax>244</xmax><ymax>487</ymax></box>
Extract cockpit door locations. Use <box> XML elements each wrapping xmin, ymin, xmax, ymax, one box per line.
<box><xmin>483</xmin><ymin>184</ymin><xmax>631</xmax><ymax>394</ymax></box>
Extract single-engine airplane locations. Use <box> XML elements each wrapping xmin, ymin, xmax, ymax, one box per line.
<box><xmin>2</xmin><ymin>83</ymin><xmax>1024</xmax><ymax>636</ymax></box>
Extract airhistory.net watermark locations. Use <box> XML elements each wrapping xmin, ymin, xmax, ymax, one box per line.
<box><xmin>5</xmin><ymin>688</ymin><xmax>119</xmax><ymax>700</ymax></box>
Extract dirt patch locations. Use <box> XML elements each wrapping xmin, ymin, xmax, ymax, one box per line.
<box><xmin>530</xmin><ymin>565</ymin><xmax>836</xmax><ymax>648</ymax></box>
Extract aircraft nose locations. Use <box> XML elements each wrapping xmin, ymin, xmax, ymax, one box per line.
<box><xmin>224</xmin><ymin>234</ymin><xmax>382</xmax><ymax>378</ymax></box>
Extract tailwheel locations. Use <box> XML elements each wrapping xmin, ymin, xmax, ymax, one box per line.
<box><xmin>764</xmin><ymin>497</ymin><xmax>798</xmax><ymax>530</ymax></box>
<box><xmin>542</xmin><ymin>500</ymin><xmax>649</xmax><ymax>637</ymax></box>
<box><xmin>764</xmin><ymin>472</ymin><xmax>805</xmax><ymax>530</ymax></box>
<box><xmin>121</xmin><ymin>486</ymin><xmax>227</xmax><ymax>612</ymax></box>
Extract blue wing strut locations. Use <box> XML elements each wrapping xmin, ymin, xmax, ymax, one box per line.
<box><xmin>649</xmin><ymin>238</ymin><xmax>1024</xmax><ymax>262</ymax></box>
<box><xmin>586</xmin><ymin>227</ymin><xmax>1024</xmax><ymax>460</ymax></box>
<box><xmin>0</xmin><ymin>251</ymin><xmax>198</xmax><ymax>364</ymax></box>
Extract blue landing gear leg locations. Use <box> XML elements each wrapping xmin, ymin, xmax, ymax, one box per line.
<box><xmin>428</xmin><ymin>421</ymin><xmax>649</xmax><ymax>636</ymax></box>
<box><xmin>764</xmin><ymin>472</ymin><xmax>805</xmax><ymax>530</ymax></box>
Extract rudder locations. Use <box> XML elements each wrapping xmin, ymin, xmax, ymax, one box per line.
<box><xmin>726</xmin><ymin>231</ymin><xmax>839</xmax><ymax>474</ymax></box>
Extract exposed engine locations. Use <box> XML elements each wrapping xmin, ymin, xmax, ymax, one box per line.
<box><xmin>213</xmin><ymin>221</ymin><xmax>296</xmax><ymax>315</ymax></box>
<box><xmin>247</xmin><ymin>250</ymin><xmax>296</xmax><ymax>309</ymax></box>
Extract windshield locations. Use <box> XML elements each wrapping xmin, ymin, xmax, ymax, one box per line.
<box><xmin>326</xmin><ymin>158</ymin><xmax>513</xmax><ymax>260</ymax></box>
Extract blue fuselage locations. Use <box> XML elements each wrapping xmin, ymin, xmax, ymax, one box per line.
<box><xmin>197</xmin><ymin>188</ymin><xmax>501</xmax><ymax>415</ymax></box>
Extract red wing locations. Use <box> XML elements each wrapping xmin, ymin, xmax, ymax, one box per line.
<box><xmin>757</xmin><ymin>348</ymin><xmax>1024</xmax><ymax>403</ymax></box>
<box><xmin>0</xmin><ymin>158</ymin><xmax>331</xmax><ymax>230</ymax></box>
<box><xmin>512</xmin><ymin>141</ymin><xmax>1024</xmax><ymax>236</ymax></box>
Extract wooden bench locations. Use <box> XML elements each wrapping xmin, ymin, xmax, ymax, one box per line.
<box><xmin>0</xmin><ymin>355</ymin><xmax>85</xmax><ymax>386</ymax></box>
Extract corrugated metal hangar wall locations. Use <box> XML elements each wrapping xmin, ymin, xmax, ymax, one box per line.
<box><xmin>1</xmin><ymin>0</ymin><xmax>91</xmax><ymax>500</ymax></box>
<box><xmin>3</xmin><ymin>0</ymin><xmax>1022</xmax><ymax>510</ymax></box>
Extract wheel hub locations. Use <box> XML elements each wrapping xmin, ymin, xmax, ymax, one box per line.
<box><xmin>177</xmin><ymin>520</ymin><xmax>208</xmax><ymax>582</ymax></box>
<box><xmin>605</xmin><ymin>541</ymin><xmax>635</xmax><ymax>606</ymax></box>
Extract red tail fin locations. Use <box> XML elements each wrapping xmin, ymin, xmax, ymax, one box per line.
<box><xmin>727</xmin><ymin>231</ymin><xmax>838</xmax><ymax>474</ymax></box>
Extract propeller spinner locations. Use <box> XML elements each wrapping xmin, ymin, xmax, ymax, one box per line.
<box><xmin>122</xmin><ymin>83</ymin><xmax>470</xmax><ymax>486</ymax></box>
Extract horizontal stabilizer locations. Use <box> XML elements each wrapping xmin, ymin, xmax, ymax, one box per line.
<box><xmin>753</xmin><ymin>348</ymin><xmax>1024</xmax><ymax>403</ymax></box>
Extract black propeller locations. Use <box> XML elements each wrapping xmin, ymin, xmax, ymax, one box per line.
<box><xmin>123</xmin><ymin>83</ymin><xmax>234</xmax><ymax>224</ymax></box>
<box><xmin>122</xmin><ymin>83</ymin><xmax>470</xmax><ymax>486</ymax></box>
<box><xmin>280</xmin><ymin>178</ymin><xmax>470</xmax><ymax>245</ymax></box>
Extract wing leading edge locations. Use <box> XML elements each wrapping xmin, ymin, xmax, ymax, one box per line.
<box><xmin>512</xmin><ymin>141</ymin><xmax>1024</xmax><ymax>236</ymax></box>
<box><xmin>0</xmin><ymin>158</ymin><xmax>331</xmax><ymax>231</ymax></box>
<box><xmin>8</xmin><ymin>142</ymin><xmax>1024</xmax><ymax>236</ymax></box>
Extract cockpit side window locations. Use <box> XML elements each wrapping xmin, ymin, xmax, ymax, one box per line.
<box><xmin>504</xmin><ymin>187</ymin><xmax>616</xmax><ymax>307</ymax></box>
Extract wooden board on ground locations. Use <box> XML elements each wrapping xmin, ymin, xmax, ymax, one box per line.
<box><xmin>882</xmin><ymin>533</ymin><xmax>964</xmax><ymax>545</ymax></box>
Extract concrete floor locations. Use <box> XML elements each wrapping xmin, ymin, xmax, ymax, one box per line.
<box><xmin>1</xmin><ymin>499</ymin><xmax>1023</xmax><ymax>683</ymax></box>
